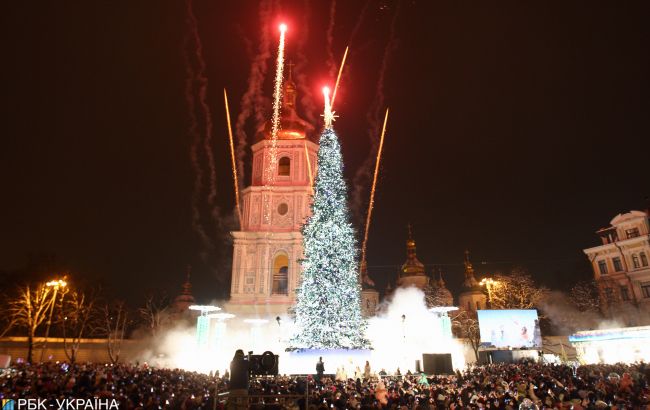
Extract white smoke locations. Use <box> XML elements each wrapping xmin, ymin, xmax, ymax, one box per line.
<box><xmin>134</xmin><ymin>289</ymin><xmax>467</xmax><ymax>375</ymax></box>
<box><xmin>367</xmin><ymin>287</ymin><xmax>466</xmax><ymax>373</ymax></box>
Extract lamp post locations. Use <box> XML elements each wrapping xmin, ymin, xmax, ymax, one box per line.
<box><xmin>41</xmin><ymin>278</ymin><xmax>67</xmax><ymax>362</ymax></box>
<box><xmin>480</xmin><ymin>278</ymin><xmax>497</xmax><ymax>308</ymax></box>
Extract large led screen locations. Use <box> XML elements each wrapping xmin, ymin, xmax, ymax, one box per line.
<box><xmin>477</xmin><ymin>309</ymin><xmax>542</xmax><ymax>348</ymax></box>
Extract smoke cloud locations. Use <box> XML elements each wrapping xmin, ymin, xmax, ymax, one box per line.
<box><xmin>294</xmin><ymin>0</ymin><xmax>317</xmax><ymax>126</ymax></box>
<box><xmin>235</xmin><ymin>0</ymin><xmax>274</xmax><ymax>190</ymax></box>
<box><xmin>325</xmin><ymin>0</ymin><xmax>337</xmax><ymax>79</ymax></box>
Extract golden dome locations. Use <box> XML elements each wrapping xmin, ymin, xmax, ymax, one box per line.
<box><xmin>400</xmin><ymin>232</ymin><xmax>425</xmax><ymax>278</ymax></box>
<box><xmin>257</xmin><ymin>79</ymin><xmax>314</xmax><ymax>141</ymax></box>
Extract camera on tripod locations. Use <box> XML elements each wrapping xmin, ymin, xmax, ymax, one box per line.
<box><xmin>247</xmin><ymin>351</ymin><xmax>279</xmax><ymax>376</ymax></box>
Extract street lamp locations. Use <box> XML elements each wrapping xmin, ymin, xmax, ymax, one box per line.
<box><xmin>41</xmin><ymin>277</ymin><xmax>67</xmax><ymax>362</ymax></box>
<box><xmin>480</xmin><ymin>278</ymin><xmax>497</xmax><ymax>308</ymax></box>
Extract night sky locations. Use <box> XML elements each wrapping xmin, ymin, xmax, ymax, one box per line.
<box><xmin>2</xmin><ymin>1</ymin><xmax>649</xmax><ymax>305</ymax></box>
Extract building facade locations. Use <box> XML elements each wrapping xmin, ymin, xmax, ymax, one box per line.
<box><xmin>583</xmin><ymin>210</ymin><xmax>650</xmax><ymax>324</ymax></box>
<box><xmin>226</xmin><ymin>79</ymin><xmax>317</xmax><ymax>315</ymax></box>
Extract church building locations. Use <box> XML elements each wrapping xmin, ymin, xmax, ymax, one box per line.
<box><xmin>225</xmin><ymin>76</ymin><xmax>317</xmax><ymax>316</ymax></box>
<box><xmin>458</xmin><ymin>250</ymin><xmax>487</xmax><ymax>312</ymax></box>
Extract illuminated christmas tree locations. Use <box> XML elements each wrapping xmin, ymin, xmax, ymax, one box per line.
<box><xmin>291</xmin><ymin>97</ymin><xmax>368</xmax><ymax>349</ymax></box>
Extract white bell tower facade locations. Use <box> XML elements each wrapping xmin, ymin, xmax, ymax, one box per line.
<box><xmin>227</xmin><ymin>79</ymin><xmax>317</xmax><ymax>315</ymax></box>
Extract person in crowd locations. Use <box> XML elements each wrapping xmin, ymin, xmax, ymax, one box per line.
<box><xmin>316</xmin><ymin>356</ymin><xmax>324</xmax><ymax>382</ymax></box>
<box><xmin>1</xmin><ymin>360</ymin><xmax>648</xmax><ymax>409</ymax></box>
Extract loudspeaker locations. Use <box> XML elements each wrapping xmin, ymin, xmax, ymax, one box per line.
<box><xmin>415</xmin><ymin>359</ymin><xmax>421</xmax><ymax>373</ymax></box>
<box><xmin>422</xmin><ymin>353</ymin><xmax>453</xmax><ymax>375</ymax></box>
<box><xmin>248</xmin><ymin>351</ymin><xmax>279</xmax><ymax>376</ymax></box>
<box><xmin>479</xmin><ymin>349</ymin><xmax>539</xmax><ymax>364</ymax></box>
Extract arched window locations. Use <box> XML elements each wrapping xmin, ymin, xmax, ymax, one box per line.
<box><xmin>271</xmin><ymin>254</ymin><xmax>289</xmax><ymax>295</ymax></box>
<box><xmin>278</xmin><ymin>157</ymin><xmax>291</xmax><ymax>176</ymax></box>
<box><xmin>641</xmin><ymin>252</ymin><xmax>649</xmax><ymax>267</ymax></box>
<box><xmin>632</xmin><ymin>254</ymin><xmax>640</xmax><ymax>269</ymax></box>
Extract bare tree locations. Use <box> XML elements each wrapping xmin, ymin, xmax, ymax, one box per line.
<box><xmin>0</xmin><ymin>318</ymin><xmax>16</xmax><ymax>338</ymax></box>
<box><xmin>0</xmin><ymin>292</ymin><xmax>17</xmax><ymax>337</ymax></box>
<box><xmin>424</xmin><ymin>284</ymin><xmax>450</xmax><ymax>308</ymax></box>
<box><xmin>139</xmin><ymin>294</ymin><xmax>172</xmax><ymax>338</ymax></box>
<box><xmin>7</xmin><ymin>284</ymin><xmax>55</xmax><ymax>363</ymax></box>
<box><xmin>94</xmin><ymin>302</ymin><xmax>129</xmax><ymax>364</ymax></box>
<box><xmin>60</xmin><ymin>289</ymin><xmax>97</xmax><ymax>364</ymax></box>
<box><xmin>595</xmin><ymin>277</ymin><xmax>623</xmax><ymax>317</ymax></box>
<box><xmin>489</xmin><ymin>268</ymin><xmax>548</xmax><ymax>310</ymax></box>
<box><xmin>569</xmin><ymin>280</ymin><xmax>601</xmax><ymax>313</ymax></box>
<box><xmin>456</xmin><ymin>310</ymin><xmax>481</xmax><ymax>362</ymax></box>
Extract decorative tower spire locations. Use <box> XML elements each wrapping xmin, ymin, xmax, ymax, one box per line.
<box><xmin>401</xmin><ymin>225</ymin><xmax>425</xmax><ymax>277</ymax></box>
<box><xmin>359</xmin><ymin>259</ymin><xmax>376</xmax><ymax>288</ymax></box>
<box><xmin>396</xmin><ymin>224</ymin><xmax>429</xmax><ymax>290</ymax></box>
<box><xmin>182</xmin><ymin>265</ymin><xmax>192</xmax><ymax>296</ymax></box>
<box><xmin>463</xmin><ymin>250</ymin><xmax>480</xmax><ymax>289</ymax></box>
<box><xmin>173</xmin><ymin>265</ymin><xmax>196</xmax><ymax>313</ymax></box>
<box><xmin>426</xmin><ymin>267</ymin><xmax>454</xmax><ymax>307</ymax></box>
<box><xmin>287</xmin><ymin>60</ymin><xmax>295</xmax><ymax>82</ymax></box>
<box><xmin>283</xmin><ymin>61</ymin><xmax>297</xmax><ymax>109</ymax></box>
<box><xmin>438</xmin><ymin>268</ymin><xmax>446</xmax><ymax>288</ymax></box>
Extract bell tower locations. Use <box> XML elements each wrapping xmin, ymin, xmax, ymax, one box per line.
<box><xmin>227</xmin><ymin>76</ymin><xmax>318</xmax><ymax>316</ymax></box>
<box><xmin>458</xmin><ymin>250</ymin><xmax>487</xmax><ymax>312</ymax></box>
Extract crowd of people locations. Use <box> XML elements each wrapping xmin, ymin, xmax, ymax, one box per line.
<box><xmin>1</xmin><ymin>360</ymin><xmax>648</xmax><ymax>409</ymax></box>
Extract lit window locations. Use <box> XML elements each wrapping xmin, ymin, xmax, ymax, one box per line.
<box><xmin>613</xmin><ymin>257</ymin><xmax>623</xmax><ymax>272</ymax></box>
<box><xmin>626</xmin><ymin>228</ymin><xmax>640</xmax><ymax>239</ymax></box>
<box><xmin>642</xmin><ymin>282</ymin><xmax>650</xmax><ymax>299</ymax></box>
<box><xmin>598</xmin><ymin>260</ymin><xmax>608</xmax><ymax>275</ymax></box>
<box><xmin>621</xmin><ymin>286</ymin><xmax>630</xmax><ymax>301</ymax></box>
<box><xmin>641</xmin><ymin>252</ymin><xmax>649</xmax><ymax>267</ymax></box>
<box><xmin>272</xmin><ymin>254</ymin><xmax>289</xmax><ymax>295</ymax></box>
<box><xmin>278</xmin><ymin>157</ymin><xmax>291</xmax><ymax>176</ymax></box>
<box><xmin>632</xmin><ymin>254</ymin><xmax>640</xmax><ymax>269</ymax></box>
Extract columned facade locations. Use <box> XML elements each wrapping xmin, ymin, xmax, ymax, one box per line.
<box><xmin>584</xmin><ymin>210</ymin><xmax>650</xmax><ymax>325</ymax></box>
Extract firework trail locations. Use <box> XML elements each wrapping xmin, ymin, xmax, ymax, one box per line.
<box><xmin>235</xmin><ymin>0</ymin><xmax>273</xmax><ymax>191</ymax></box>
<box><xmin>330</xmin><ymin>46</ymin><xmax>348</xmax><ymax>110</ymax></box>
<box><xmin>186</xmin><ymin>0</ymin><xmax>221</xmax><ymax>230</ymax></box>
<box><xmin>224</xmin><ymin>88</ymin><xmax>243</xmax><ymax>230</ymax></box>
<box><xmin>326</xmin><ymin>0</ymin><xmax>337</xmax><ymax>79</ymax></box>
<box><xmin>348</xmin><ymin>0</ymin><xmax>372</xmax><ymax>49</ymax></box>
<box><xmin>322</xmin><ymin>86</ymin><xmax>335</xmax><ymax>129</ymax></box>
<box><xmin>183</xmin><ymin>1</ymin><xmax>213</xmax><ymax>258</ymax></box>
<box><xmin>295</xmin><ymin>0</ymin><xmax>317</xmax><ymax>125</ymax></box>
<box><xmin>262</xmin><ymin>23</ymin><xmax>287</xmax><ymax>224</ymax></box>
<box><xmin>360</xmin><ymin>108</ymin><xmax>389</xmax><ymax>267</ymax></box>
<box><xmin>351</xmin><ymin>2</ymin><xmax>400</xmax><ymax>220</ymax></box>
